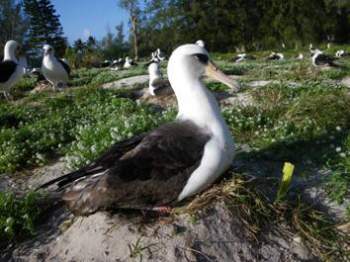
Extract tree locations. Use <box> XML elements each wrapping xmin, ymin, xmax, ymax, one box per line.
<box><xmin>0</xmin><ymin>0</ymin><xmax>28</xmax><ymax>50</ymax></box>
<box><xmin>23</xmin><ymin>0</ymin><xmax>66</xmax><ymax>58</ymax></box>
<box><xmin>139</xmin><ymin>0</ymin><xmax>349</xmax><ymax>53</ymax></box>
<box><xmin>100</xmin><ymin>25</ymin><xmax>128</xmax><ymax>59</ymax></box>
<box><xmin>86</xmin><ymin>36</ymin><xmax>97</xmax><ymax>51</ymax></box>
<box><xmin>115</xmin><ymin>22</ymin><xmax>125</xmax><ymax>46</ymax></box>
<box><xmin>73</xmin><ymin>38</ymin><xmax>86</xmax><ymax>53</ymax></box>
<box><xmin>118</xmin><ymin>0</ymin><xmax>140</xmax><ymax>60</ymax></box>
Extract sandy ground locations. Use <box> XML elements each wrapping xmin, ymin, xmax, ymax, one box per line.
<box><xmin>8</xmin><ymin>201</ymin><xmax>314</xmax><ymax>262</ymax></box>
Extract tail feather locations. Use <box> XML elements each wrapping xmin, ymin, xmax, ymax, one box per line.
<box><xmin>37</xmin><ymin>165</ymin><xmax>104</xmax><ymax>191</ymax></box>
<box><xmin>62</xmin><ymin>175</ymin><xmax>112</xmax><ymax>215</ymax></box>
<box><xmin>330</xmin><ymin>60</ymin><xmax>344</xmax><ymax>68</ymax></box>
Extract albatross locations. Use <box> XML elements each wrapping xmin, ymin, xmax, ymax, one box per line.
<box><xmin>312</xmin><ymin>49</ymin><xmax>338</xmax><ymax>67</ymax></box>
<box><xmin>296</xmin><ymin>53</ymin><xmax>304</xmax><ymax>60</ymax></box>
<box><xmin>196</xmin><ymin>40</ymin><xmax>205</xmax><ymax>48</ymax></box>
<box><xmin>41</xmin><ymin>44</ymin><xmax>70</xmax><ymax>90</ymax></box>
<box><xmin>335</xmin><ymin>50</ymin><xmax>349</xmax><ymax>58</ymax></box>
<box><xmin>0</xmin><ymin>40</ymin><xmax>26</xmax><ymax>99</ymax></box>
<box><xmin>38</xmin><ymin>43</ymin><xmax>240</xmax><ymax>215</ymax></box>
<box><xmin>156</xmin><ymin>48</ymin><xmax>166</xmax><ymax>61</ymax></box>
<box><xmin>233</xmin><ymin>53</ymin><xmax>256</xmax><ymax>63</ymax></box>
<box><xmin>124</xmin><ymin>56</ymin><xmax>135</xmax><ymax>69</ymax></box>
<box><xmin>148</xmin><ymin>53</ymin><xmax>162</xmax><ymax>95</ymax></box>
<box><xmin>267</xmin><ymin>52</ymin><xmax>284</xmax><ymax>61</ymax></box>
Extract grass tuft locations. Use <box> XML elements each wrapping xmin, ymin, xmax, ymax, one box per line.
<box><xmin>184</xmin><ymin>174</ymin><xmax>350</xmax><ymax>260</ymax></box>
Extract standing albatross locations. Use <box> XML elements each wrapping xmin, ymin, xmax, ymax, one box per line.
<box><xmin>147</xmin><ymin>52</ymin><xmax>165</xmax><ymax>96</ymax></box>
<box><xmin>38</xmin><ymin>44</ymin><xmax>240</xmax><ymax>215</ymax></box>
<box><xmin>0</xmin><ymin>40</ymin><xmax>26</xmax><ymax>99</ymax></box>
<box><xmin>41</xmin><ymin>44</ymin><xmax>70</xmax><ymax>90</ymax></box>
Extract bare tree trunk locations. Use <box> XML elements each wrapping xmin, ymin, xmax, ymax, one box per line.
<box><xmin>131</xmin><ymin>14</ymin><xmax>139</xmax><ymax>61</ymax></box>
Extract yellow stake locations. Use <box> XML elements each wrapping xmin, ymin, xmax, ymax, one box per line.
<box><xmin>276</xmin><ymin>162</ymin><xmax>295</xmax><ymax>202</ymax></box>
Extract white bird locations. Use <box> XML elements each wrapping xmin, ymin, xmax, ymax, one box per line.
<box><xmin>335</xmin><ymin>50</ymin><xmax>349</xmax><ymax>58</ymax></box>
<box><xmin>267</xmin><ymin>52</ymin><xmax>284</xmax><ymax>61</ymax></box>
<box><xmin>312</xmin><ymin>49</ymin><xmax>338</xmax><ymax>67</ymax></box>
<box><xmin>0</xmin><ymin>40</ymin><xmax>26</xmax><ymax>99</ymax></box>
<box><xmin>196</xmin><ymin>40</ymin><xmax>205</xmax><ymax>48</ymax></box>
<box><xmin>233</xmin><ymin>53</ymin><xmax>256</xmax><ymax>63</ymax></box>
<box><xmin>101</xmin><ymin>60</ymin><xmax>111</xmax><ymax>67</ymax></box>
<box><xmin>41</xmin><ymin>44</ymin><xmax>70</xmax><ymax>90</ymax></box>
<box><xmin>123</xmin><ymin>56</ymin><xmax>133</xmax><ymax>69</ymax></box>
<box><xmin>234</xmin><ymin>53</ymin><xmax>247</xmax><ymax>63</ymax></box>
<box><xmin>148</xmin><ymin>55</ymin><xmax>163</xmax><ymax>96</ymax></box>
<box><xmin>38</xmin><ymin>43</ymin><xmax>240</xmax><ymax>215</ymax></box>
<box><xmin>110</xmin><ymin>58</ymin><xmax>123</xmax><ymax>71</ymax></box>
<box><xmin>156</xmin><ymin>48</ymin><xmax>166</xmax><ymax>61</ymax></box>
<box><xmin>296</xmin><ymin>53</ymin><xmax>304</xmax><ymax>60</ymax></box>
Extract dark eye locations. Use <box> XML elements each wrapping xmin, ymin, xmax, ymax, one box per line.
<box><xmin>193</xmin><ymin>54</ymin><xmax>209</xmax><ymax>64</ymax></box>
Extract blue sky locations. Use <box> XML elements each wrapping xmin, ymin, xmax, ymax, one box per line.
<box><xmin>52</xmin><ymin>0</ymin><xmax>129</xmax><ymax>43</ymax></box>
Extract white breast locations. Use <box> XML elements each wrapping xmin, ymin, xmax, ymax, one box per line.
<box><xmin>42</xmin><ymin>56</ymin><xmax>68</xmax><ymax>85</ymax></box>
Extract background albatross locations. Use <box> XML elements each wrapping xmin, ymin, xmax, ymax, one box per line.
<box><xmin>39</xmin><ymin>43</ymin><xmax>240</xmax><ymax>215</ymax></box>
<box><xmin>41</xmin><ymin>44</ymin><xmax>70</xmax><ymax>90</ymax></box>
<box><xmin>0</xmin><ymin>40</ymin><xmax>26</xmax><ymax>99</ymax></box>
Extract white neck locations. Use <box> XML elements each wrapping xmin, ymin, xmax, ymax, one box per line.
<box><xmin>47</xmin><ymin>52</ymin><xmax>55</xmax><ymax>58</ymax></box>
<box><xmin>4</xmin><ymin>46</ymin><xmax>17</xmax><ymax>62</ymax></box>
<box><xmin>170</xmin><ymin>68</ymin><xmax>233</xmax><ymax>148</ymax></box>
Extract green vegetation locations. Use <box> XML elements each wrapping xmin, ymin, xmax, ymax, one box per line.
<box><xmin>0</xmin><ymin>192</ymin><xmax>42</xmax><ymax>247</ymax></box>
<box><xmin>0</xmin><ymin>87</ymin><xmax>174</xmax><ymax>173</ymax></box>
<box><xmin>327</xmin><ymin>133</ymin><xmax>350</xmax><ymax>208</ymax></box>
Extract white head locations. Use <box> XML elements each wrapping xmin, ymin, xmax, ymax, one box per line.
<box><xmin>277</xmin><ymin>53</ymin><xmax>284</xmax><ymax>59</ymax></box>
<box><xmin>151</xmin><ymin>52</ymin><xmax>156</xmax><ymax>60</ymax></box>
<box><xmin>168</xmin><ymin>44</ymin><xmax>240</xmax><ymax>95</ymax></box>
<box><xmin>196</xmin><ymin>40</ymin><xmax>205</xmax><ymax>48</ymax></box>
<box><xmin>4</xmin><ymin>40</ymin><xmax>20</xmax><ymax>61</ymax></box>
<box><xmin>338</xmin><ymin>50</ymin><xmax>345</xmax><ymax>56</ymax></box>
<box><xmin>314</xmin><ymin>49</ymin><xmax>323</xmax><ymax>56</ymax></box>
<box><xmin>150</xmin><ymin>52</ymin><xmax>159</xmax><ymax>63</ymax></box>
<box><xmin>43</xmin><ymin>44</ymin><xmax>54</xmax><ymax>56</ymax></box>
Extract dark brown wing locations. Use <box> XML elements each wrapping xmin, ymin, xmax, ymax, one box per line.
<box><xmin>38</xmin><ymin>133</ymin><xmax>146</xmax><ymax>189</ymax></box>
<box><xmin>60</xmin><ymin>120</ymin><xmax>210</xmax><ymax>215</ymax></box>
<box><xmin>57</xmin><ymin>58</ymin><xmax>71</xmax><ymax>75</ymax></box>
<box><xmin>316</xmin><ymin>54</ymin><xmax>337</xmax><ymax>66</ymax></box>
<box><xmin>0</xmin><ymin>60</ymin><xmax>17</xmax><ymax>83</ymax></box>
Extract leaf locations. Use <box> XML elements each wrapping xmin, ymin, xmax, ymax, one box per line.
<box><xmin>276</xmin><ymin>162</ymin><xmax>295</xmax><ymax>202</ymax></box>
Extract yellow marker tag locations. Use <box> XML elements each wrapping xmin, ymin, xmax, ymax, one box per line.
<box><xmin>282</xmin><ymin>162</ymin><xmax>295</xmax><ymax>184</ymax></box>
<box><xmin>276</xmin><ymin>162</ymin><xmax>295</xmax><ymax>201</ymax></box>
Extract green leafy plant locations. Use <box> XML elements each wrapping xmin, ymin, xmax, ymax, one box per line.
<box><xmin>0</xmin><ymin>192</ymin><xmax>42</xmax><ymax>245</ymax></box>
